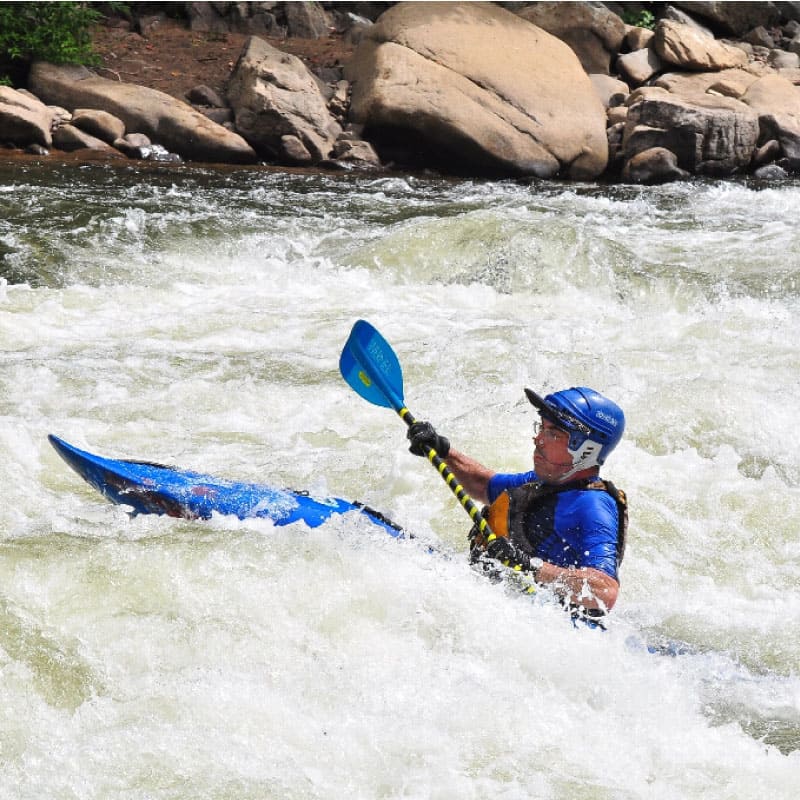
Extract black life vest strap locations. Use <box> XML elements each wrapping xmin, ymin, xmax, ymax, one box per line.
<box><xmin>589</xmin><ymin>479</ymin><xmax>628</xmax><ymax>565</ymax></box>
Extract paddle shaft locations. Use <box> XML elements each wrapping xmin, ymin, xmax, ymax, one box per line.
<box><xmin>400</xmin><ymin>406</ymin><xmax>537</xmax><ymax>587</ymax></box>
<box><xmin>397</xmin><ymin>405</ymin><xmax>493</xmax><ymax>540</ymax></box>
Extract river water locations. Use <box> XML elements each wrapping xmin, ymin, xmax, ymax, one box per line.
<box><xmin>1</xmin><ymin>159</ymin><xmax>798</xmax><ymax>798</ymax></box>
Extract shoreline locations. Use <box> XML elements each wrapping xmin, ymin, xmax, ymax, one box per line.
<box><xmin>4</xmin><ymin>147</ymin><xmax>794</xmax><ymax>192</ymax></box>
<box><xmin>4</xmin><ymin>5</ymin><xmax>800</xmax><ymax>184</ymax></box>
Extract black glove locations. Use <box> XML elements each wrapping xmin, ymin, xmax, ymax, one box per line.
<box><xmin>407</xmin><ymin>421</ymin><xmax>450</xmax><ymax>458</ymax></box>
<box><xmin>485</xmin><ymin>535</ymin><xmax>541</xmax><ymax>578</ymax></box>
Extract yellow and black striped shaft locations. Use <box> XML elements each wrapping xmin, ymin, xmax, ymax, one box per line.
<box><xmin>397</xmin><ymin>405</ymin><xmax>535</xmax><ymax>592</ymax></box>
<box><xmin>398</xmin><ymin>406</ymin><xmax>493</xmax><ymax>540</ymax></box>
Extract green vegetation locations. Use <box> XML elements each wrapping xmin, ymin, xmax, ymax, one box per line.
<box><xmin>623</xmin><ymin>9</ymin><xmax>656</xmax><ymax>30</ymax></box>
<box><xmin>0</xmin><ymin>2</ymin><xmax>102</xmax><ymax>85</ymax></box>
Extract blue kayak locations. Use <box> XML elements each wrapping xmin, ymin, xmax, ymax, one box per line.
<box><xmin>48</xmin><ymin>435</ymin><xmax>403</xmax><ymax>537</ymax></box>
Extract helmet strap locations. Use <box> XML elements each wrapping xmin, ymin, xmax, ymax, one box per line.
<box><xmin>560</xmin><ymin>439</ymin><xmax>603</xmax><ymax>481</ymax></box>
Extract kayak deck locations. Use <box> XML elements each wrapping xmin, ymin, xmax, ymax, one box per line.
<box><xmin>48</xmin><ymin>435</ymin><xmax>403</xmax><ymax>536</ymax></box>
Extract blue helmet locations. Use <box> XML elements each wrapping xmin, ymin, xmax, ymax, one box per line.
<box><xmin>525</xmin><ymin>386</ymin><xmax>625</xmax><ymax>473</ymax></box>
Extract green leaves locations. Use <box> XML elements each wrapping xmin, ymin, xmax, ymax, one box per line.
<box><xmin>623</xmin><ymin>9</ymin><xmax>656</xmax><ymax>30</ymax></box>
<box><xmin>0</xmin><ymin>1</ymin><xmax>101</xmax><ymax>82</ymax></box>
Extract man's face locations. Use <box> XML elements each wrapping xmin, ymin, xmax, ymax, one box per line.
<box><xmin>532</xmin><ymin>417</ymin><xmax>575</xmax><ymax>483</ymax></box>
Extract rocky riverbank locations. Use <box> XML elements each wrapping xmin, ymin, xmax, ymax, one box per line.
<box><xmin>2</xmin><ymin>1</ymin><xmax>800</xmax><ymax>183</ymax></box>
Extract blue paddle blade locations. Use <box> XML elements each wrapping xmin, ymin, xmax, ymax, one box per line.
<box><xmin>339</xmin><ymin>320</ymin><xmax>405</xmax><ymax>411</ymax></box>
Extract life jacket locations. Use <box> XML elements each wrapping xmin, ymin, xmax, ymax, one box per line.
<box><xmin>471</xmin><ymin>477</ymin><xmax>628</xmax><ymax>571</ymax></box>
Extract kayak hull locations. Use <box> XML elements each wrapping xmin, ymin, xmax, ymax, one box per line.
<box><xmin>48</xmin><ymin>435</ymin><xmax>402</xmax><ymax>537</ymax></box>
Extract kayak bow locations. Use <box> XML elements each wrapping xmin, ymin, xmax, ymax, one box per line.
<box><xmin>48</xmin><ymin>434</ymin><xmax>402</xmax><ymax>536</ymax></box>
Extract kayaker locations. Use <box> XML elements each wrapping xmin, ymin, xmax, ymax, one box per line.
<box><xmin>407</xmin><ymin>387</ymin><xmax>627</xmax><ymax>620</ymax></box>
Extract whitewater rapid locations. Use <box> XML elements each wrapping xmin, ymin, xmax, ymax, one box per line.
<box><xmin>1</xmin><ymin>161</ymin><xmax>798</xmax><ymax>797</ymax></box>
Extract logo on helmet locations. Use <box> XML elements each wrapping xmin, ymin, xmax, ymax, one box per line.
<box><xmin>595</xmin><ymin>410</ymin><xmax>619</xmax><ymax>427</ymax></box>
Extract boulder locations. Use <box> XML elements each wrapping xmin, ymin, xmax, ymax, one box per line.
<box><xmin>752</xmin><ymin>138</ymin><xmax>781</xmax><ymax>166</ymax></box>
<box><xmin>671</xmin><ymin>2</ymin><xmax>781</xmax><ymax>37</ymax></box>
<box><xmin>753</xmin><ymin>163</ymin><xmax>788</xmax><ymax>179</ymax></box>
<box><xmin>52</xmin><ymin>123</ymin><xmax>113</xmax><ymax>152</ymax></box>
<box><xmin>328</xmin><ymin>132</ymin><xmax>382</xmax><ymax>170</ymax></box>
<box><xmin>187</xmin><ymin>1</ymin><xmax>331</xmax><ymax>37</ymax></box>
<box><xmin>71</xmin><ymin>108</ymin><xmax>125</xmax><ymax>143</ymax></box>
<box><xmin>622</xmin><ymin>146</ymin><xmax>691</xmax><ymax>183</ymax></box>
<box><xmin>284</xmin><ymin>1</ymin><xmax>331</xmax><ymax>39</ymax></box>
<box><xmin>770</xmin><ymin>49</ymin><xmax>800</xmax><ymax>69</ymax></box>
<box><xmin>185</xmin><ymin>3</ymin><xmax>286</xmax><ymax>36</ymax></box>
<box><xmin>27</xmin><ymin>61</ymin><xmax>257</xmax><ymax>164</ymax></box>
<box><xmin>332</xmin><ymin>137</ymin><xmax>380</xmax><ymax>162</ymax></box>
<box><xmin>186</xmin><ymin>2</ymin><xmax>230</xmax><ymax>34</ymax></box>
<box><xmin>113</xmin><ymin>132</ymin><xmax>152</xmax><ymax>157</ymax></box>
<box><xmin>741</xmin><ymin>75</ymin><xmax>800</xmax><ymax>164</ymax></box>
<box><xmin>654</xmin><ymin>19</ymin><xmax>749</xmax><ymax>70</ymax></box>
<box><xmin>186</xmin><ymin>85</ymin><xmax>226</xmax><ymax>108</ymax></box>
<box><xmin>0</xmin><ymin>86</ymin><xmax>53</xmax><ymax>147</ymax></box>
<box><xmin>226</xmin><ymin>36</ymin><xmax>342</xmax><ymax>162</ymax></box>
<box><xmin>623</xmin><ymin>92</ymin><xmax>760</xmax><ymax>175</ymax></box>
<box><xmin>617</xmin><ymin>46</ymin><xmax>664</xmax><ymax>85</ymax></box>
<box><xmin>662</xmin><ymin>5</ymin><xmax>716</xmax><ymax>37</ymax></box>
<box><xmin>743</xmin><ymin>25</ymin><xmax>775</xmax><ymax>49</ymax></box>
<box><xmin>346</xmin><ymin>2</ymin><xmax>608</xmax><ymax>179</ymax></box>
<box><xmin>280</xmin><ymin>134</ymin><xmax>313</xmax><ymax>163</ymax></box>
<box><xmin>226</xmin><ymin>3</ymin><xmax>282</xmax><ymax>35</ymax></box>
<box><xmin>517</xmin><ymin>1</ymin><xmax>626</xmax><ymax>75</ymax></box>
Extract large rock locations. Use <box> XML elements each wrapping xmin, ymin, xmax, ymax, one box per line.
<box><xmin>346</xmin><ymin>2</ymin><xmax>608</xmax><ymax>179</ymax></box>
<box><xmin>671</xmin><ymin>1</ymin><xmax>782</xmax><ymax>36</ymax></box>
<box><xmin>27</xmin><ymin>62</ymin><xmax>256</xmax><ymax>163</ymax></box>
<box><xmin>623</xmin><ymin>92</ymin><xmax>759</xmax><ymax>175</ymax></box>
<box><xmin>226</xmin><ymin>36</ymin><xmax>342</xmax><ymax>163</ymax></box>
<box><xmin>741</xmin><ymin>74</ymin><xmax>800</xmax><ymax>163</ymax></box>
<box><xmin>0</xmin><ymin>86</ymin><xmax>53</xmax><ymax>147</ymax></box>
<box><xmin>654</xmin><ymin>19</ymin><xmax>749</xmax><ymax>70</ymax></box>
<box><xmin>517</xmin><ymin>1</ymin><xmax>626</xmax><ymax>75</ymax></box>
